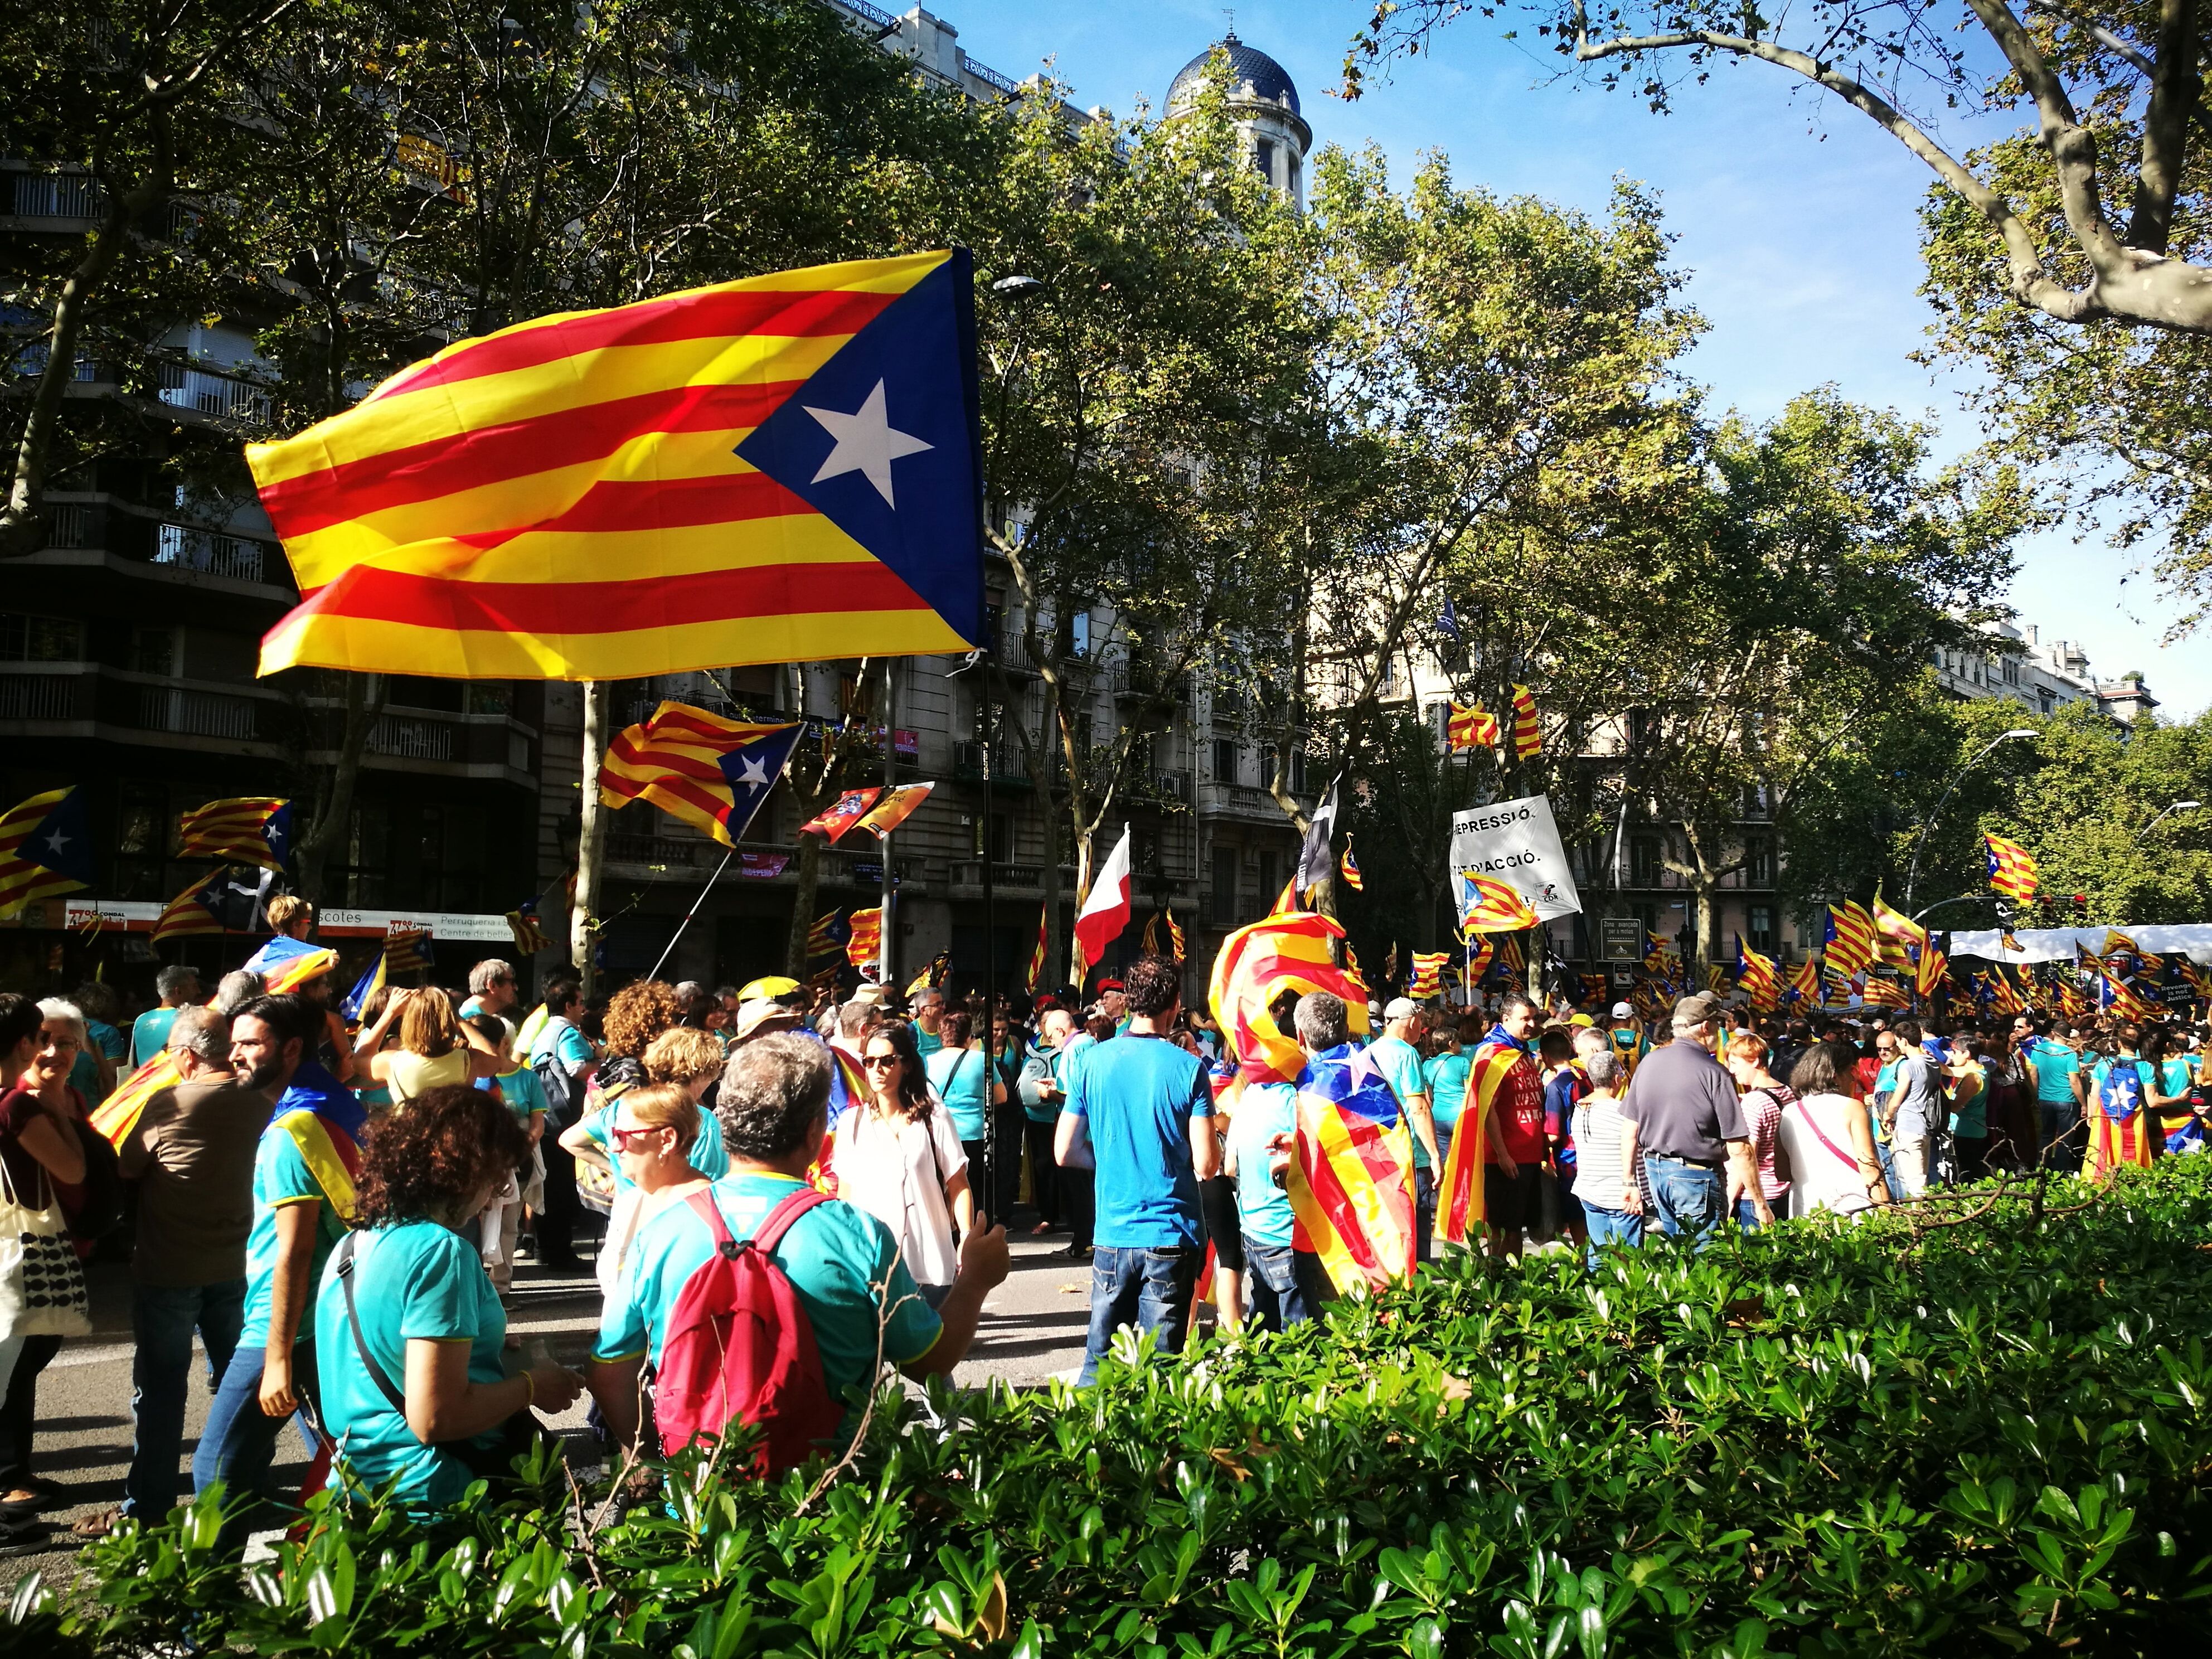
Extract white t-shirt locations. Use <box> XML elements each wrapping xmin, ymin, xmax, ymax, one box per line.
<box><xmin>1775</xmin><ymin>1092</ymin><xmax>1876</xmax><ymax>1219</ymax></box>
<box><xmin>831</xmin><ymin>1103</ymin><xmax>969</xmax><ymax>1287</ymax></box>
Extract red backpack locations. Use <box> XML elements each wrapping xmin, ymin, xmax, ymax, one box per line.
<box><xmin>653</xmin><ymin>1187</ymin><xmax>844</xmax><ymax>1476</ymax></box>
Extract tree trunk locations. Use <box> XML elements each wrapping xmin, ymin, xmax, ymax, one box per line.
<box><xmin>784</xmin><ymin>828</ymin><xmax>825</xmax><ymax>980</ymax></box>
<box><xmin>573</xmin><ymin>680</ymin><xmax>609</xmax><ymax>996</ymax></box>
<box><xmin>294</xmin><ymin>672</ymin><xmax>384</xmax><ymax>904</ymax></box>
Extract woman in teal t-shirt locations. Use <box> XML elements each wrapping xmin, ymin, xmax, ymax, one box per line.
<box><xmin>316</xmin><ymin>1084</ymin><xmax>582</xmax><ymax>1512</ymax></box>
<box><xmin>1423</xmin><ymin>1030</ymin><xmax>1477</xmax><ymax>1160</ymax></box>
<box><xmin>924</xmin><ymin>1008</ymin><xmax>1002</xmax><ymax>1170</ymax></box>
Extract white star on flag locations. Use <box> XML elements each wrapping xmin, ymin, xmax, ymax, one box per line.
<box><xmin>806</xmin><ymin>379</ymin><xmax>933</xmax><ymax>508</ymax></box>
<box><xmin>734</xmin><ymin>755</ymin><xmax>772</xmax><ymax>789</ymax></box>
<box><xmin>1342</xmin><ymin>1044</ymin><xmax>1386</xmax><ymax>1093</ymax></box>
<box><xmin>42</xmin><ymin>830</ymin><xmax>69</xmax><ymax>858</ymax></box>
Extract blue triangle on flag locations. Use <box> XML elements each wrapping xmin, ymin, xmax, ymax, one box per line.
<box><xmin>735</xmin><ymin>250</ymin><xmax>984</xmax><ymax>645</ymax></box>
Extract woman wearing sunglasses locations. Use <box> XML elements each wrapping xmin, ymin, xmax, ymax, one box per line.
<box><xmin>595</xmin><ymin>1082</ymin><xmax>715</xmax><ymax>1293</ymax></box>
<box><xmin>829</xmin><ymin>1021</ymin><xmax>972</xmax><ymax>1308</ymax></box>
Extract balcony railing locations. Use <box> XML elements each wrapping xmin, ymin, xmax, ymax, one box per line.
<box><xmin>0</xmin><ymin>674</ymin><xmax>78</xmax><ymax>721</ymax></box>
<box><xmin>156</xmin><ymin>361</ymin><xmax>273</xmax><ymax>424</ymax></box>
<box><xmin>154</xmin><ymin>522</ymin><xmax>268</xmax><ymax>582</ymax></box>
<box><xmin>367</xmin><ymin>714</ymin><xmax>457</xmax><ymax>761</ymax></box>
<box><xmin>11</xmin><ymin>173</ymin><xmax>103</xmax><ymax>219</ymax></box>
<box><xmin>139</xmin><ymin>686</ymin><xmax>260</xmax><ymax>741</ymax></box>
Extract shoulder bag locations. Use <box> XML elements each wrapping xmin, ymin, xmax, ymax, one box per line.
<box><xmin>0</xmin><ymin>1151</ymin><xmax>91</xmax><ymax>1341</ymax></box>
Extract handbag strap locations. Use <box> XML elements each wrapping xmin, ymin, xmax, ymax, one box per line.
<box><xmin>1788</xmin><ymin>1098</ymin><xmax>1864</xmax><ymax>1176</ymax></box>
<box><xmin>333</xmin><ymin>1232</ymin><xmax>410</xmax><ymax>1417</ymax></box>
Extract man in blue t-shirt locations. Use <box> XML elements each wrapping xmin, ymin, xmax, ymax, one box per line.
<box><xmin>587</xmin><ymin>1034</ymin><xmax>1007</xmax><ymax>1457</ymax></box>
<box><xmin>1056</xmin><ymin>954</ymin><xmax>1219</xmax><ymax>1385</ymax></box>
<box><xmin>2024</xmin><ymin>1022</ymin><xmax>2085</xmax><ymax>1171</ymax></box>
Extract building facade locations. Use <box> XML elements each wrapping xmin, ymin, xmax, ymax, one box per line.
<box><xmin>1935</xmin><ymin>617</ymin><xmax>2158</xmax><ymax>724</ymax></box>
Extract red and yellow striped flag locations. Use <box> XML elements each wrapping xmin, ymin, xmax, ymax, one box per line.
<box><xmin>151</xmin><ymin>871</ymin><xmax>226</xmax><ymax>944</ymax></box>
<box><xmin>845</xmin><ymin>906</ymin><xmax>883</xmax><ymax>971</ymax></box>
<box><xmin>1871</xmin><ymin>894</ymin><xmax>1926</xmax><ymax>966</ymax></box>
<box><xmin>1338</xmin><ymin>841</ymin><xmax>1363</xmax><ymax>892</ymax></box>
<box><xmin>1408</xmin><ymin>951</ymin><xmax>1450</xmax><ymax>998</ymax></box>
<box><xmin>1982</xmin><ymin>832</ymin><xmax>2038</xmax><ymax>904</ymax></box>
<box><xmin>1286</xmin><ymin>1045</ymin><xmax>1418</xmax><ymax>1295</ymax></box>
<box><xmin>248</xmin><ymin>252</ymin><xmax>985</xmax><ymax>680</ymax></box>
<box><xmin>1025</xmin><ymin>908</ymin><xmax>1049</xmax><ymax>991</ymax></box>
<box><xmin>177</xmin><ymin>798</ymin><xmax>292</xmax><ymax>870</ymax></box>
<box><xmin>1508</xmin><ymin>685</ymin><xmax>1541</xmax><ymax>760</ymax></box>
<box><xmin>1445</xmin><ymin>702</ymin><xmax>1498</xmax><ymax>751</ymax></box>
<box><xmin>1823</xmin><ymin>902</ymin><xmax>1875</xmax><ymax>977</ymax></box>
<box><xmin>1208</xmin><ymin>911</ymin><xmax>1372</xmax><ymax>1085</ymax></box>
<box><xmin>90</xmin><ymin>1050</ymin><xmax>185</xmax><ymax>1149</ymax></box>
<box><xmin>0</xmin><ymin>788</ymin><xmax>93</xmax><ymax>920</ymax></box>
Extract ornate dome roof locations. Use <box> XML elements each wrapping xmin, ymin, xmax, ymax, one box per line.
<box><xmin>1167</xmin><ymin>35</ymin><xmax>1300</xmax><ymax>117</ymax></box>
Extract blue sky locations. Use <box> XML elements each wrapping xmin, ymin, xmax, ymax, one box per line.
<box><xmin>935</xmin><ymin>0</ymin><xmax>2200</xmax><ymax>715</ymax></box>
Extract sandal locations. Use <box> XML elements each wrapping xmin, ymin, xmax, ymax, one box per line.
<box><xmin>70</xmin><ymin>1508</ymin><xmax>122</xmax><ymax>1539</ymax></box>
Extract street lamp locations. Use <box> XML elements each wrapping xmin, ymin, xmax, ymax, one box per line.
<box><xmin>2145</xmin><ymin>799</ymin><xmax>2203</xmax><ymax>834</ymax></box>
<box><xmin>1902</xmin><ymin>728</ymin><xmax>2036</xmax><ymax>908</ymax></box>
<box><xmin>945</xmin><ymin>648</ymin><xmax>998</xmax><ymax>1221</ymax></box>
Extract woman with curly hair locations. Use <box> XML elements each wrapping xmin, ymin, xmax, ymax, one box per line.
<box><xmin>314</xmin><ymin>1085</ymin><xmax>581</xmax><ymax>1510</ymax></box>
<box><xmin>558</xmin><ymin>980</ymin><xmax>683</xmax><ymax>1216</ymax></box>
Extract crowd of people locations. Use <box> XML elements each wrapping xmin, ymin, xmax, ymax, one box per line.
<box><xmin>0</xmin><ymin>925</ymin><xmax>2201</xmax><ymax>1550</ymax></box>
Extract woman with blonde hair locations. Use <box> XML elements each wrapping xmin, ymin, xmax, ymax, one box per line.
<box><xmin>590</xmin><ymin>1081</ymin><xmax>717</xmax><ymax>1293</ymax></box>
<box><xmin>571</xmin><ymin>1025</ymin><xmax>731</xmax><ymax>1293</ymax></box>
<box><xmin>354</xmin><ymin>987</ymin><xmax>505</xmax><ymax>1104</ymax></box>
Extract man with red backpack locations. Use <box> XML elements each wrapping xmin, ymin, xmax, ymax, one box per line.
<box><xmin>586</xmin><ymin>1033</ymin><xmax>1008</xmax><ymax>1474</ymax></box>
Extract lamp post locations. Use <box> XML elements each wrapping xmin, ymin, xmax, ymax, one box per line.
<box><xmin>2145</xmin><ymin>798</ymin><xmax>2202</xmax><ymax>834</ymax></box>
<box><xmin>1902</xmin><ymin>728</ymin><xmax>2037</xmax><ymax>908</ymax></box>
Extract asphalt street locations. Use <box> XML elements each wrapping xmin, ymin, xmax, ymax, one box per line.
<box><xmin>0</xmin><ymin>1225</ymin><xmax>1095</xmax><ymax>1595</ymax></box>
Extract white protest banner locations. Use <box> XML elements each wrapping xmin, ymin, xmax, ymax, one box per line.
<box><xmin>1449</xmin><ymin>794</ymin><xmax>1583</xmax><ymax>922</ymax></box>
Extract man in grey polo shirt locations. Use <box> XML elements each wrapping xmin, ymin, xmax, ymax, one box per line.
<box><xmin>1618</xmin><ymin>992</ymin><xmax>1772</xmax><ymax>1240</ymax></box>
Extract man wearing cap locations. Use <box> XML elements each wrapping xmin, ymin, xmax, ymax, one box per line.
<box><xmin>1096</xmin><ymin>979</ymin><xmax>1129</xmax><ymax>1036</ymax></box>
<box><xmin>1618</xmin><ymin>993</ymin><xmax>1770</xmax><ymax>1241</ymax></box>
<box><xmin>1368</xmin><ymin>997</ymin><xmax>1441</xmax><ymax>1261</ymax></box>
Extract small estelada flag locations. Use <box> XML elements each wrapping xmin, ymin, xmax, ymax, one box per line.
<box><xmin>855</xmin><ymin>781</ymin><xmax>934</xmax><ymax>839</ymax></box>
<box><xmin>507</xmin><ymin>900</ymin><xmax>551</xmax><ymax>955</ymax></box>
<box><xmin>177</xmin><ymin>797</ymin><xmax>292</xmax><ymax>870</ymax></box>
<box><xmin>1983</xmin><ymin>832</ymin><xmax>2039</xmax><ymax>904</ymax></box>
<box><xmin>1339</xmin><ymin>840</ymin><xmax>1364</xmax><ymax>892</ymax></box>
<box><xmin>806</xmin><ymin>910</ymin><xmax>843</xmax><ymax>959</ymax></box>
<box><xmin>799</xmin><ymin>788</ymin><xmax>883</xmax><ymax>846</ymax></box>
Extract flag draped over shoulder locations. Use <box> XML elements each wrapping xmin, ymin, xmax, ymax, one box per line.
<box><xmin>244</xmin><ymin>936</ymin><xmax>339</xmax><ymax>995</ymax></box>
<box><xmin>90</xmin><ymin>1050</ymin><xmax>185</xmax><ymax>1149</ymax></box>
<box><xmin>599</xmin><ymin>701</ymin><xmax>801</xmax><ymax>847</ymax></box>
<box><xmin>248</xmin><ymin>251</ymin><xmax>986</xmax><ymax>680</ymax></box>
<box><xmin>1434</xmin><ymin>1037</ymin><xmax>1532</xmax><ymax>1250</ymax></box>
<box><xmin>1983</xmin><ymin>832</ymin><xmax>2038</xmax><ymax>904</ymax></box>
<box><xmin>1286</xmin><ymin>1044</ymin><xmax>1418</xmax><ymax>1295</ymax></box>
<box><xmin>177</xmin><ymin>797</ymin><xmax>292</xmax><ymax>870</ymax></box>
<box><xmin>0</xmin><ymin>788</ymin><xmax>94</xmax><ymax>919</ymax></box>
<box><xmin>1208</xmin><ymin>911</ymin><xmax>1371</xmax><ymax>1085</ymax></box>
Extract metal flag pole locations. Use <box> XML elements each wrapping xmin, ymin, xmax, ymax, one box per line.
<box><xmin>645</xmin><ymin>845</ymin><xmax>738</xmax><ymax>984</ymax></box>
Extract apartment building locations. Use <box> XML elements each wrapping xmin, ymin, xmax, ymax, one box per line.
<box><xmin>1935</xmin><ymin>616</ymin><xmax>2158</xmax><ymax>724</ymax></box>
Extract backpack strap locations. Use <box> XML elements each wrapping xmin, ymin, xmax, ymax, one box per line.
<box><xmin>333</xmin><ymin>1233</ymin><xmax>409</xmax><ymax>1417</ymax></box>
<box><xmin>684</xmin><ymin>1185</ymin><xmax>826</xmax><ymax>1261</ymax></box>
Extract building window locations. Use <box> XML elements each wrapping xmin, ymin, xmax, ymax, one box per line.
<box><xmin>1748</xmin><ymin>904</ymin><xmax>1776</xmax><ymax>952</ymax></box>
<box><xmin>1213</xmin><ymin>738</ymin><xmax>1239</xmax><ymax>785</ymax></box>
<box><xmin>1068</xmin><ymin>610</ymin><xmax>1091</xmax><ymax>658</ymax></box>
<box><xmin>1747</xmin><ymin>835</ymin><xmax>1776</xmax><ymax>886</ymax></box>
<box><xmin>1289</xmin><ymin>746</ymin><xmax>1306</xmax><ymax>794</ymax></box>
<box><xmin>1630</xmin><ymin>835</ymin><xmax>1661</xmax><ymax>887</ymax></box>
<box><xmin>1211</xmin><ymin>845</ymin><xmax>1236</xmax><ymax>925</ymax></box>
<box><xmin>1254</xmin><ymin>137</ymin><xmax>1275</xmax><ymax>182</ymax></box>
<box><xmin>0</xmin><ymin>613</ymin><xmax>84</xmax><ymax>663</ymax></box>
<box><xmin>1254</xmin><ymin>850</ymin><xmax>1278</xmax><ymax>914</ymax></box>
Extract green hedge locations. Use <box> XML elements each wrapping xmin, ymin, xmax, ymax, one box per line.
<box><xmin>16</xmin><ymin>1161</ymin><xmax>2212</xmax><ymax>1657</ymax></box>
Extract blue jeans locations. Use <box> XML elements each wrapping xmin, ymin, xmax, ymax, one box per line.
<box><xmin>1643</xmin><ymin>1157</ymin><xmax>1726</xmax><ymax>1243</ymax></box>
<box><xmin>1243</xmin><ymin>1241</ymin><xmax>1317</xmax><ymax>1332</ymax></box>
<box><xmin>125</xmin><ymin>1278</ymin><xmax>246</xmax><ymax>1520</ymax></box>
<box><xmin>1582</xmin><ymin>1201</ymin><xmax>1642</xmax><ymax>1264</ymax></box>
<box><xmin>1413</xmin><ymin>1166</ymin><xmax>1434</xmax><ymax>1265</ymax></box>
<box><xmin>193</xmin><ymin>1340</ymin><xmax>323</xmax><ymax>1547</ymax></box>
<box><xmin>1735</xmin><ymin>1197</ymin><xmax>1765</xmax><ymax>1233</ymax></box>
<box><xmin>2038</xmin><ymin>1102</ymin><xmax>2082</xmax><ymax>1171</ymax></box>
<box><xmin>1078</xmin><ymin>1244</ymin><xmax>1198</xmax><ymax>1385</ymax></box>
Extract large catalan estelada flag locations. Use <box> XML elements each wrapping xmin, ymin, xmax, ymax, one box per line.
<box><xmin>1286</xmin><ymin>1042</ymin><xmax>1418</xmax><ymax>1296</ymax></box>
<box><xmin>246</xmin><ymin>251</ymin><xmax>986</xmax><ymax>680</ymax></box>
<box><xmin>599</xmin><ymin>701</ymin><xmax>802</xmax><ymax>846</ymax></box>
<box><xmin>1454</xmin><ymin>868</ymin><xmax>1539</xmax><ymax>934</ymax></box>
<box><xmin>1433</xmin><ymin>1035</ymin><xmax>1532</xmax><ymax>1250</ymax></box>
<box><xmin>0</xmin><ymin>788</ymin><xmax>94</xmax><ymax>919</ymax></box>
